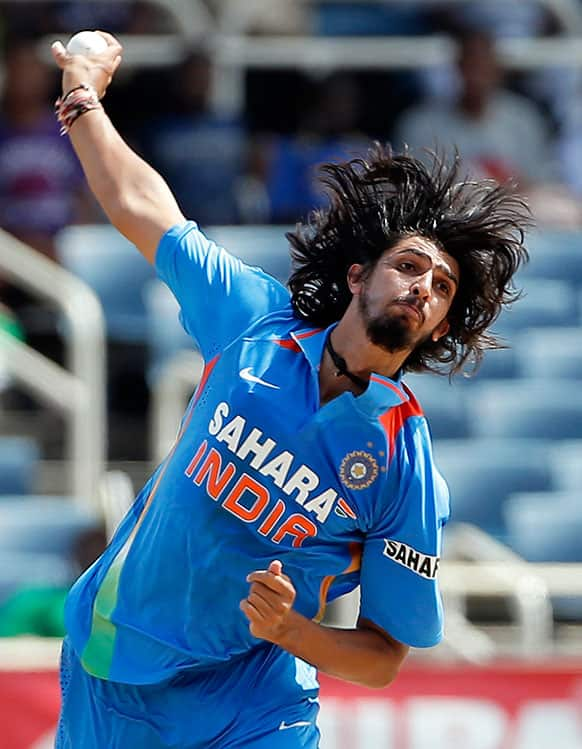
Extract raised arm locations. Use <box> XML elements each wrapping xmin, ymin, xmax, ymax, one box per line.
<box><xmin>51</xmin><ymin>32</ymin><xmax>185</xmax><ymax>263</ymax></box>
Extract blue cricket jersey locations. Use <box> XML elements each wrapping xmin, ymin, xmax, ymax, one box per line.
<box><xmin>64</xmin><ymin>222</ymin><xmax>450</xmax><ymax>685</ymax></box>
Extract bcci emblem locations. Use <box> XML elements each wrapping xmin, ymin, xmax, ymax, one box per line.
<box><xmin>340</xmin><ymin>451</ymin><xmax>379</xmax><ymax>490</ymax></box>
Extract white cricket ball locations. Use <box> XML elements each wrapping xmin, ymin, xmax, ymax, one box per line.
<box><xmin>66</xmin><ymin>31</ymin><xmax>108</xmax><ymax>57</ymax></box>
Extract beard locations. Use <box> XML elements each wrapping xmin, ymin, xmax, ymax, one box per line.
<box><xmin>359</xmin><ymin>291</ymin><xmax>428</xmax><ymax>353</ymax></box>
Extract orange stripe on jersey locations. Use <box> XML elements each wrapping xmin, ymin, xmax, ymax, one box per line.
<box><xmin>378</xmin><ymin>386</ymin><xmax>424</xmax><ymax>460</ymax></box>
<box><xmin>132</xmin><ymin>354</ymin><xmax>220</xmax><ymax>536</ymax></box>
<box><xmin>274</xmin><ymin>338</ymin><xmax>301</xmax><ymax>352</ymax></box>
<box><xmin>295</xmin><ymin>328</ymin><xmax>324</xmax><ymax>340</ymax></box>
<box><xmin>337</xmin><ymin>498</ymin><xmax>357</xmax><ymax>520</ymax></box>
<box><xmin>193</xmin><ymin>354</ymin><xmax>220</xmax><ymax>405</ymax></box>
<box><xmin>369</xmin><ymin>375</ymin><xmax>407</xmax><ymax>402</ymax></box>
<box><xmin>314</xmin><ymin>542</ymin><xmax>362</xmax><ymax>623</ymax></box>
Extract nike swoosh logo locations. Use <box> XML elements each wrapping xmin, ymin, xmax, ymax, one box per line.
<box><xmin>239</xmin><ymin>367</ymin><xmax>280</xmax><ymax>390</ymax></box>
<box><xmin>279</xmin><ymin>720</ymin><xmax>312</xmax><ymax>731</ymax></box>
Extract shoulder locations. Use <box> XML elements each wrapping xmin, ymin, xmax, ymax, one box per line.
<box><xmin>378</xmin><ymin>385</ymin><xmax>429</xmax><ymax>460</ymax></box>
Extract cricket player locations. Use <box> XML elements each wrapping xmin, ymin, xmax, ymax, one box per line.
<box><xmin>51</xmin><ymin>32</ymin><xmax>529</xmax><ymax>748</ymax></box>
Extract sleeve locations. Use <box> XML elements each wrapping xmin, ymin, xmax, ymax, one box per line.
<box><xmin>359</xmin><ymin>417</ymin><xmax>450</xmax><ymax>648</ymax></box>
<box><xmin>154</xmin><ymin>221</ymin><xmax>291</xmax><ymax>360</ymax></box>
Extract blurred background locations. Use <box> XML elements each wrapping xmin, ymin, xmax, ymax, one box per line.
<box><xmin>0</xmin><ymin>0</ymin><xmax>581</xmax><ymax>747</ymax></box>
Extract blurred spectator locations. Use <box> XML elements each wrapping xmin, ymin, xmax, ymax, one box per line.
<box><xmin>0</xmin><ymin>302</ymin><xmax>24</xmax><ymax>392</ymax></box>
<box><xmin>139</xmin><ymin>49</ymin><xmax>253</xmax><ymax>226</ymax></box>
<box><xmin>553</xmin><ymin>95</ymin><xmax>582</xmax><ymax>217</ymax></box>
<box><xmin>314</xmin><ymin>1</ymin><xmax>429</xmax><ymax>36</ymax></box>
<box><xmin>52</xmin><ymin>1</ymin><xmax>134</xmax><ymax>34</ymax></box>
<box><xmin>0</xmin><ymin>38</ymin><xmax>91</xmax><ymax>260</ymax></box>
<box><xmin>262</xmin><ymin>72</ymin><xmax>368</xmax><ymax>223</ymax></box>
<box><xmin>52</xmin><ymin>1</ymin><xmax>175</xmax><ymax>35</ymax></box>
<box><xmin>427</xmin><ymin>2</ymin><xmax>576</xmax><ymax>136</ymax></box>
<box><xmin>0</xmin><ymin>526</ymin><xmax>107</xmax><ymax>638</ymax></box>
<box><xmin>0</xmin><ymin>302</ymin><xmax>24</xmax><ymax>342</ymax></box>
<box><xmin>429</xmin><ymin>1</ymin><xmax>559</xmax><ymax>39</ymax></box>
<box><xmin>394</xmin><ymin>30</ymin><xmax>552</xmax><ymax>188</ymax></box>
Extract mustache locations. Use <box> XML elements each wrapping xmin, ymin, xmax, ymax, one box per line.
<box><xmin>393</xmin><ymin>295</ymin><xmax>425</xmax><ymax>323</ymax></box>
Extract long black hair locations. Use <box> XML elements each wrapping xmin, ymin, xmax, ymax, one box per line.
<box><xmin>287</xmin><ymin>144</ymin><xmax>531</xmax><ymax>375</ymax></box>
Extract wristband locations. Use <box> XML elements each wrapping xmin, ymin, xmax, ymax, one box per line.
<box><xmin>55</xmin><ymin>83</ymin><xmax>102</xmax><ymax>135</ymax></box>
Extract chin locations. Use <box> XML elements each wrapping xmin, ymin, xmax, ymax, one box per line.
<box><xmin>367</xmin><ymin>318</ymin><xmax>414</xmax><ymax>352</ymax></box>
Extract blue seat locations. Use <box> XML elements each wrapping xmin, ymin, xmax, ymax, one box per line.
<box><xmin>0</xmin><ymin>551</ymin><xmax>73</xmax><ymax>603</ymax></box>
<box><xmin>504</xmin><ymin>490</ymin><xmax>582</xmax><ymax>618</ymax></box>
<box><xmin>521</xmin><ymin>230</ymin><xmax>582</xmax><ymax>284</ymax></box>
<box><xmin>143</xmin><ymin>279</ymin><xmax>194</xmax><ymax>383</ymax></box>
<box><xmin>315</xmin><ymin>4</ymin><xmax>428</xmax><ymax>36</ymax></box>
<box><xmin>0</xmin><ymin>437</ymin><xmax>39</xmax><ymax>495</ymax></box>
<box><xmin>204</xmin><ymin>225</ymin><xmax>292</xmax><ymax>282</ymax></box>
<box><xmin>504</xmin><ymin>491</ymin><xmax>582</xmax><ymax>561</ymax></box>
<box><xmin>56</xmin><ymin>224</ymin><xmax>156</xmax><ymax>343</ymax></box>
<box><xmin>516</xmin><ymin>327</ymin><xmax>582</xmax><ymax>380</ymax></box>
<box><xmin>493</xmin><ymin>279</ymin><xmax>576</xmax><ymax>336</ymax></box>
<box><xmin>469</xmin><ymin>380</ymin><xmax>582</xmax><ymax>441</ymax></box>
<box><xmin>433</xmin><ymin>439</ymin><xmax>552</xmax><ymax>538</ymax></box>
<box><xmin>0</xmin><ymin>497</ymin><xmax>99</xmax><ymax>555</ymax></box>
<box><xmin>404</xmin><ymin>374</ymin><xmax>470</xmax><ymax>439</ymax></box>
<box><xmin>467</xmin><ymin>346</ymin><xmax>518</xmax><ymax>380</ymax></box>
<box><xmin>548</xmin><ymin>440</ymin><xmax>582</xmax><ymax>492</ymax></box>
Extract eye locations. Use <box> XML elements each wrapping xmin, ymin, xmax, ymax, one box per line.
<box><xmin>399</xmin><ymin>261</ymin><xmax>417</xmax><ymax>272</ymax></box>
<box><xmin>436</xmin><ymin>280</ymin><xmax>452</xmax><ymax>296</ymax></box>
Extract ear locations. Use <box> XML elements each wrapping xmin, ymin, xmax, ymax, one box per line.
<box><xmin>432</xmin><ymin>318</ymin><xmax>450</xmax><ymax>342</ymax></box>
<box><xmin>347</xmin><ymin>264</ymin><xmax>365</xmax><ymax>295</ymax></box>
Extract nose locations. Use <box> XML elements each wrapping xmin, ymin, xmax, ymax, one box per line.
<box><xmin>411</xmin><ymin>271</ymin><xmax>432</xmax><ymax>301</ymax></box>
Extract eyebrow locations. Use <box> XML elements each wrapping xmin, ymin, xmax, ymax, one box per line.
<box><xmin>395</xmin><ymin>247</ymin><xmax>459</xmax><ymax>287</ymax></box>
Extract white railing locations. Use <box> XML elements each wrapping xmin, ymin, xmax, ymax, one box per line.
<box><xmin>38</xmin><ymin>30</ymin><xmax>582</xmax><ymax>69</ymax></box>
<box><xmin>0</xmin><ymin>231</ymin><xmax>106</xmax><ymax>510</ymax></box>
<box><xmin>442</xmin><ymin>524</ymin><xmax>554</xmax><ymax>659</ymax></box>
<box><xmin>36</xmin><ymin>30</ymin><xmax>582</xmax><ymax>114</ymax></box>
<box><xmin>151</xmin><ymin>350</ymin><xmax>204</xmax><ymax>464</ymax></box>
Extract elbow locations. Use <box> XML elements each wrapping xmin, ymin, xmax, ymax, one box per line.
<box><xmin>364</xmin><ymin>659</ymin><xmax>405</xmax><ymax>690</ymax></box>
<box><xmin>366</xmin><ymin>639</ymin><xmax>409</xmax><ymax>689</ymax></box>
<box><xmin>354</xmin><ymin>618</ymin><xmax>410</xmax><ymax>689</ymax></box>
<box><xmin>359</xmin><ymin>646</ymin><xmax>408</xmax><ymax>689</ymax></box>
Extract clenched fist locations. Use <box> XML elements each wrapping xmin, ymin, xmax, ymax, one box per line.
<box><xmin>240</xmin><ymin>560</ymin><xmax>297</xmax><ymax>644</ymax></box>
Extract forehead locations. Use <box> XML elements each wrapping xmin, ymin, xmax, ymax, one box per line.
<box><xmin>384</xmin><ymin>235</ymin><xmax>460</xmax><ymax>280</ymax></box>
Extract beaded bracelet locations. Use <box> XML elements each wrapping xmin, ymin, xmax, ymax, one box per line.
<box><xmin>55</xmin><ymin>83</ymin><xmax>102</xmax><ymax>135</ymax></box>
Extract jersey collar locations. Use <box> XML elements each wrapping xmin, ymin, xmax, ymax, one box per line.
<box><xmin>290</xmin><ymin>324</ymin><xmax>410</xmax><ymax>416</ymax></box>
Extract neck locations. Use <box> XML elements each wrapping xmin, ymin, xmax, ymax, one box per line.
<box><xmin>319</xmin><ymin>308</ymin><xmax>410</xmax><ymax>404</ymax></box>
<box><xmin>325</xmin><ymin>331</ymin><xmax>369</xmax><ymax>390</ymax></box>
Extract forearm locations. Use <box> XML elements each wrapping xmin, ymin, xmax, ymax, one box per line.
<box><xmin>68</xmin><ymin>108</ymin><xmax>159</xmax><ymax>220</ymax></box>
<box><xmin>67</xmin><ymin>108</ymin><xmax>182</xmax><ymax>253</ymax></box>
<box><xmin>52</xmin><ymin>36</ymin><xmax>184</xmax><ymax>261</ymax></box>
<box><xmin>276</xmin><ymin>610</ymin><xmax>408</xmax><ymax>689</ymax></box>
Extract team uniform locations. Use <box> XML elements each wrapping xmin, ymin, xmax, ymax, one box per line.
<box><xmin>57</xmin><ymin>222</ymin><xmax>450</xmax><ymax>748</ymax></box>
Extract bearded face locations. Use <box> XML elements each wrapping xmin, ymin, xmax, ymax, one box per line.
<box><xmin>358</xmin><ymin>284</ymin><xmax>433</xmax><ymax>353</ymax></box>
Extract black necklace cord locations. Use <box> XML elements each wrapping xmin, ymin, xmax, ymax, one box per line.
<box><xmin>325</xmin><ymin>331</ymin><xmax>368</xmax><ymax>391</ymax></box>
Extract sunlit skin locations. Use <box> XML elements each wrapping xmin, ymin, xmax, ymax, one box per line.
<box><xmin>320</xmin><ymin>235</ymin><xmax>460</xmax><ymax>403</ymax></box>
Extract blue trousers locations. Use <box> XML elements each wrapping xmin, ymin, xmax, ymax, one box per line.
<box><xmin>56</xmin><ymin>638</ymin><xmax>320</xmax><ymax>748</ymax></box>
